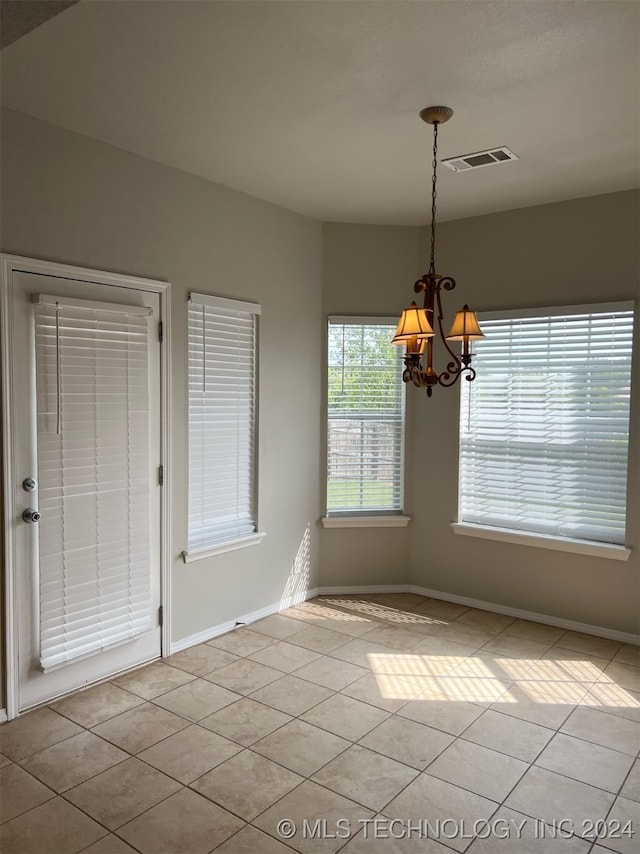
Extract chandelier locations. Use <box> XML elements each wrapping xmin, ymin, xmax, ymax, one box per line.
<box><xmin>392</xmin><ymin>106</ymin><xmax>484</xmax><ymax>396</ymax></box>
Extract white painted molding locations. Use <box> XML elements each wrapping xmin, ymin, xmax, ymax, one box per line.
<box><xmin>0</xmin><ymin>708</ymin><xmax>7</xmax><ymax>724</ymax></box>
<box><xmin>312</xmin><ymin>584</ymin><xmax>639</xmax><ymax>646</ymax></box>
<box><xmin>322</xmin><ymin>516</ymin><xmax>411</xmax><ymax>528</ymax></box>
<box><xmin>1</xmin><ymin>254</ymin><xmax>169</xmax><ymax>294</ymax></box>
<box><xmin>182</xmin><ymin>532</ymin><xmax>267</xmax><ymax>563</ymax></box>
<box><xmin>1</xmin><ymin>258</ymin><xmax>18</xmax><ymax>720</ymax></box>
<box><xmin>408</xmin><ymin>584</ymin><xmax>640</xmax><ymax>646</ymax></box>
<box><xmin>173</xmin><ymin>580</ymin><xmax>638</xmax><ymax>653</ymax></box>
<box><xmin>280</xmin><ymin>585</ymin><xmax>319</xmax><ymax>612</ymax></box>
<box><xmin>316</xmin><ymin>585</ymin><xmax>410</xmax><ymax>595</ymax></box>
<box><xmin>169</xmin><ymin>586</ymin><xmax>320</xmax><ymax>654</ymax></box>
<box><xmin>1</xmin><ymin>254</ymin><xmax>173</xmax><ymax>719</ymax></box>
<box><xmin>159</xmin><ymin>276</ymin><xmax>172</xmax><ymax>661</ymax></box>
<box><xmin>170</xmin><ymin>620</ymin><xmax>239</xmax><ymax>654</ymax></box>
<box><xmin>452</xmin><ymin>523</ymin><xmax>631</xmax><ymax>561</ymax></box>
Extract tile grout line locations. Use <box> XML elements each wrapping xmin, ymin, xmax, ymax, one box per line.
<box><xmin>3</xmin><ymin>595</ymin><xmax>637</xmax><ymax>853</ymax></box>
<box><xmin>205</xmin><ymin>620</ymin><xmax>523</xmax><ymax>851</ymax></box>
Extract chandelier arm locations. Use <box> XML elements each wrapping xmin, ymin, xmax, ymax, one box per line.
<box><xmin>402</xmin><ymin>356</ymin><xmax>428</xmax><ymax>387</ymax></box>
<box><xmin>433</xmin><ymin>278</ymin><xmax>464</xmax><ymax>387</ymax></box>
<box><xmin>413</xmin><ymin>277</ymin><xmax>426</xmax><ymax>295</ymax></box>
<box><xmin>438</xmin><ymin>367</ymin><xmax>464</xmax><ymax>387</ymax></box>
<box><xmin>439</xmin><ymin>275</ymin><xmax>456</xmax><ymax>293</ymax></box>
<box><xmin>438</xmin><ymin>364</ymin><xmax>476</xmax><ymax>387</ymax></box>
<box><xmin>409</xmin><ymin>367</ymin><xmax>428</xmax><ymax>387</ymax></box>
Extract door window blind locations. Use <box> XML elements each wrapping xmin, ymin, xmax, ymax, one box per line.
<box><xmin>34</xmin><ymin>296</ymin><xmax>152</xmax><ymax>671</ymax></box>
<box><xmin>327</xmin><ymin>318</ymin><xmax>405</xmax><ymax>514</ymax></box>
<box><xmin>459</xmin><ymin>304</ymin><xmax>634</xmax><ymax>545</ymax></box>
<box><xmin>187</xmin><ymin>293</ymin><xmax>259</xmax><ymax>552</ymax></box>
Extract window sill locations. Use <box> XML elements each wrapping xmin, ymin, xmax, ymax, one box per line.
<box><xmin>451</xmin><ymin>522</ymin><xmax>631</xmax><ymax>561</ymax></box>
<box><xmin>182</xmin><ymin>532</ymin><xmax>266</xmax><ymax>563</ymax></box>
<box><xmin>322</xmin><ymin>515</ymin><xmax>411</xmax><ymax>529</ymax></box>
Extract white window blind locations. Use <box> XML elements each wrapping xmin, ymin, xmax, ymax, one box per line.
<box><xmin>459</xmin><ymin>304</ymin><xmax>635</xmax><ymax>545</ymax></box>
<box><xmin>187</xmin><ymin>293</ymin><xmax>259</xmax><ymax>552</ymax></box>
<box><xmin>34</xmin><ymin>297</ymin><xmax>152</xmax><ymax>671</ymax></box>
<box><xmin>327</xmin><ymin>318</ymin><xmax>405</xmax><ymax>514</ymax></box>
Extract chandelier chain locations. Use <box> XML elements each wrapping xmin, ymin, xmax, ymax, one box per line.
<box><xmin>429</xmin><ymin>122</ymin><xmax>439</xmax><ymax>276</ymax></box>
<box><xmin>392</xmin><ymin>106</ymin><xmax>484</xmax><ymax>397</ymax></box>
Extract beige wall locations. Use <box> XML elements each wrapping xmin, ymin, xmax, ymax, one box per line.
<box><xmin>320</xmin><ymin>192</ymin><xmax>640</xmax><ymax>633</ymax></box>
<box><xmin>319</xmin><ymin>224</ymin><xmax>423</xmax><ymax>587</ymax></box>
<box><xmin>1</xmin><ymin>108</ymin><xmax>323</xmax><ymax>648</ymax></box>
<box><xmin>1</xmin><ymin>108</ymin><xmax>637</xmax><ymax>717</ymax></box>
<box><xmin>409</xmin><ymin>191</ymin><xmax>639</xmax><ymax>634</ymax></box>
<box><xmin>321</xmin><ymin>191</ymin><xmax>639</xmax><ymax>634</ymax></box>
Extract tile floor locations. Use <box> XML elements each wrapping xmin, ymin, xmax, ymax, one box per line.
<box><xmin>1</xmin><ymin>593</ymin><xmax>639</xmax><ymax>853</ymax></box>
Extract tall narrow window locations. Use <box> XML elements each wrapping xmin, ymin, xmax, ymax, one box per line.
<box><xmin>459</xmin><ymin>303</ymin><xmax>635</xmax><ymax>545</ymax></box>
<box><xmin>34</xmin><ymin>295</ymin><xmax>152</xmax><ymax>670</ymax></box>
<box><xmin>187</xmin><ymin>293</ymin><xmax>259</xmax><ymax>554</ymax></box>
<box><xmin>327</xmin><ymin>317</ymin><xmax>405</xmax><ymax>515</ymax></box>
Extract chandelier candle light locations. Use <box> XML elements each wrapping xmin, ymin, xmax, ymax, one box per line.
<box><xmin>392</xmin><ymin>106</ymin><xmax>484</xmax><ymax>396</ymax></box>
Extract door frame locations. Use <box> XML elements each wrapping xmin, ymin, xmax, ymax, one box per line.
<box><xmin>1</xmin><ymin>254</ymin><xmax>172</xmax><ymax>720</ymax></box>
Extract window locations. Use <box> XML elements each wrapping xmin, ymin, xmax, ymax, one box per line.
<box><xmin>326</xmin><ymin>317</ymin><xmax>405</xmax><ymax>515</ymax></box>
<box><xmin>186</xmin><ymin>292</ymin><xmax>260</xmax><ymax>556</ymax></box>
<box><xmin>458</xmin><ymin>303</ymin><xmax>634</xmax><ymax>546</ymax></box>
<box><xmin>34</xmin><ymin>295</ymin><xmax>153</xmax><ymax>670</ymax></box>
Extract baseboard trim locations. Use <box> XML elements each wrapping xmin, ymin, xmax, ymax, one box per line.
<box><xmin>316</xmin><ymin>585</ymin><xmax>409</xmax><ymax>595</ymax></box>
<box><xmin>317</xmin><ymin>583</ymin><xmax>638</xmax><ymax>646</ymax></box>
<box><xmin>0</xmin><ymin>708</ymin><xmax>7</xmax><ymax>724</ymax></box>
<box><xmin>169</xmin><ymin>586</ymin><xmax>320</xmax><ymax>654</ymax></box>
<box><xmin>408</xmin><ymin>584</ymin><xmax>640</xmax><ymax>646</ymax></box>
<box><xmin>318</xmin><ymin>584</ymin><xmax>640</xmax><ymax>646</ymax></box>
<box><xmin>169</xmin><ymin>581</ymin><xmax>638</xmax><ymax>656</ymax></box>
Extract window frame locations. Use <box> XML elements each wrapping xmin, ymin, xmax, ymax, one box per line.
<box><xmin>183</xmin><ymin>291</ymin><xmax>264</xmax><ymax>561</ymax></box>
<box><xmin>323</xmin><ymin>315</ymin><xmax>409</xmax><ymax>525</ymax></box>
<box><xmin>455</xmin><ymin>301</ymin><xmax>635</xmax><ymax>560</ymax></box>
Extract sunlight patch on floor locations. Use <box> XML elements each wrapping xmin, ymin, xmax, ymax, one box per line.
<box><xmin>367</xmin><ymin>651</ymin><xmax>640</xmax><ymax>707</ymax></box>
<box><xmin>321</xmin><ymin>597</ymin><xmax>445</xmax><ymax>629</ymax></box>
<box><xmin>497</xmin><ymin>680</ymin><xmax>589</xmax><ymax>706</ymax></box>
<box><xmin>433</xmin><ymin>676</ymin><xmax>511</xmax><ymax>704</ymax></box>
<box><xmin>287</xmin><ymin>600</ymin><xmax>374</xmax><ymax>625</ymax></box>
<box><xmin>370</xmin><ymin>672</ymin><xmax>436</xmax><ymax>701</ymax></box>
<box><xmin>582</xmin><ymin>680</ymin><xmax>640</xmax><ymax>709</ymax></box>
<box><xmin>523</xmin><ymin>658</ymin><xmax>607</xmax><ymax>682</ymax></box>
<box><xmin>368</xmin><ymin>652</ymin><xmax>463</xmax><ymax>678</ymax></box>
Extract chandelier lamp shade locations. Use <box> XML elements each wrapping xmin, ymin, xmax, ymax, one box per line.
<box><xmin>392</xmin><ymin>106</ymin><xmax>484</xmax><ymax>396</ymax></box>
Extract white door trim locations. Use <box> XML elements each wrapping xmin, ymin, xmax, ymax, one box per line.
<box><xmin>1</xmin><ymin>254</ymin><xmax>172</xmax><ymax>719</ymax></box>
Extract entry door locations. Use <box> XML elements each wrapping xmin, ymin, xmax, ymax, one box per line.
<box><xmin>8</xmin><ymin>269</ymin><xmax>162</xmax><ymax>712</ymax></box>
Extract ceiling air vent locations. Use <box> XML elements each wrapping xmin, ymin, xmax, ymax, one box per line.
<box><xmin>442</xmin><ymin>147</ymin><xmax>518</xmax><ymax>173</ymax></box>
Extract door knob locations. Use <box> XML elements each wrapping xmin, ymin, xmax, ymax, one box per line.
<box><xmin>22</xmin><ymin>508</ymin><xmax>41</xmax><ymax>523</ymax></box>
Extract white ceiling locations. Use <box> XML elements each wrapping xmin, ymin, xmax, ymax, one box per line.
<box><xmin>1</xmin><ymin>0</ymin><xmax>638</xmax><ymax>225</ymax></box>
